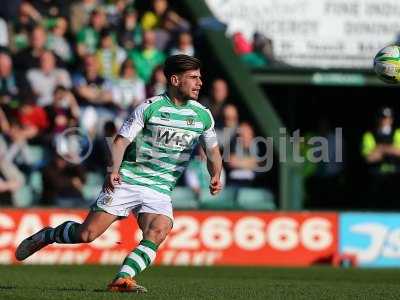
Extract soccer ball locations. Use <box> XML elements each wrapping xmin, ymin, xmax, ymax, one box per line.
<box><xmin>374</xmin><ymin>45</ymin><xmax>400</xmax><ymax>84</ymax></box>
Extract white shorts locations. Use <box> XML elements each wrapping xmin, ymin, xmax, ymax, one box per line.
<box><xmin>92</xmin><ymin>181</ymin><xmax>173</xmax><ymax>221</ymax></box>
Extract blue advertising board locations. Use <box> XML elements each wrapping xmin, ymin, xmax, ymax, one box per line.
<box><xmin>340</xmin><ymin>213</ymin><xmax>400</xmax><ymax>267</ymax></box>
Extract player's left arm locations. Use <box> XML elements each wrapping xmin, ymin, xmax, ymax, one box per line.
<box><xmin>199</xmin><ymin>111</ymin><xmax>223</xmax><ymax>195</ymax></box>
<box><xmin>205</xmin><ymin>145</ymin><xmax>223</xmax><ymax>195</ymax></box>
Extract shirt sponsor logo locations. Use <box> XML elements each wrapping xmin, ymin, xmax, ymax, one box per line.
<box><xmin>154</xmin><ymin>126</ymin><xmax>196</xmax><ymax>151</ymax></box>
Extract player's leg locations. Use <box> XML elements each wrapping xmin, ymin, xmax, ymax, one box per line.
<box><xmin>117</xmin><ymin>213</ymin><xmax>172</xmax><ymax>278</ymax></box>
<box><xmin>16</xmin><ymin>180</ymin><xmax>137</xmax><ymax>261</ymax></box>
<box><xmin>108</xmin><ymin>213</ymin><xmax>172</xmax><ymax>293</ymax></box>
<box><xmin>15</xmin><ymin>210</ymin><xmax>119</xmax><ymax>261</ymax></box>
<box><xmin>140</xmin><ymin>212</ymin><xmax>173</xmax><ymax>243</ymax></box>
<box><xmin>78</xmin><ymin>210</ymin><xmax>120</xmax><ymax>242</ymax></box>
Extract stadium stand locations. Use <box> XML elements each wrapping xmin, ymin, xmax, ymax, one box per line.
<box><xmin>0</xmin><ymin>0</ymin><xmax>274</xmax><ymax>210</ymax></box>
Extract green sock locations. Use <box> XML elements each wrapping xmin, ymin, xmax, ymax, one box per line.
<box><xmin>116</xmin><ymin>240</ymin><xmax>158</xmax><ymax>279</ymax></box>
<box><xmin>44</xmin><ymin>221</ymin><xmax>81</xmax><ymax>244</ymax></box>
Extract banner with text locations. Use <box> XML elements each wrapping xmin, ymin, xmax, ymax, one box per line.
<box><xmin>0</xmin><ymin>210</ymin><xmax>337</xmax><ymax>266</ymax></box>
<box><xmin>206</xmin><ymin>0</ymin><xmax>400</xmax><ymax>69</ymax></box>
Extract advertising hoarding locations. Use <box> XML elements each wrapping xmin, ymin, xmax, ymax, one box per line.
<box><xmin>340</xmin><ymin>213</ymin><xmax>400</xmax><ymax>267</ymax></box>
<box><xmin>206</xmin><ymin>0</ymin><xmax>400</xmax><ymax>69</ymax></box>
<box><xmin>0</xmin><ymin>210</ymin><xmax>337</xmax><ymax>266</ymax></box>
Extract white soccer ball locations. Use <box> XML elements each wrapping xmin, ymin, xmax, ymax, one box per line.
<box><xmin>374</xmin><ymin>45</ymin><xmax>400</xmax><ymax>84</ymax></box>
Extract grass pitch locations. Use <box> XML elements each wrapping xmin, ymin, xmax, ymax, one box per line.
<box><xmin>0</xmin><ymin>265</ymin><xmax>399</xmax><ymax>299</ymax></box>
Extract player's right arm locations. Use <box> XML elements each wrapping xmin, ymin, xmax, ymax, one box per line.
<box><xmin>103</xmin><ymin>102</ymin><xmax>148</xmax><ymax>193</ymax></box>
<box><xmin>103</xmin><ymin>136</ymin><xmax>131</xmax><ymax>193</ymax></box>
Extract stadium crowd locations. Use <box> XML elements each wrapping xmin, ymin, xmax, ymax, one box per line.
<box><xmin>0</xmin><ymin>0</ymin><xmax>266</xmax><ymax>208</ymax></box>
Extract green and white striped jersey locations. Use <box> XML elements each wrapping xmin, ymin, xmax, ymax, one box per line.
<box><xmin>118</xmin><ymin>93</ymin><xmax>217</xmax><ymax>195</ymax></box>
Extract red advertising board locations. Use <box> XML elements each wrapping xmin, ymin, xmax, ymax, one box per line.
<box><xmin>0</xmin><ymin>209</ymin><xmax>338</xmax><ymax>266</ymax></box>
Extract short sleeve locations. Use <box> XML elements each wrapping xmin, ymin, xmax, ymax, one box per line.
<box><xmin>118</xmin><ymin>102</ymin><xmax>148</xmax><ymax>142</ymax></box>
<box><xmin>200</xmin><ymin>109</ymin><xmax>218</xmax><ymax>149</ymax></box>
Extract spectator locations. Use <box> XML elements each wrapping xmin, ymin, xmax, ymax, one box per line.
<box><xmin>0</xmin><ymin>138</ymin><xmax>25</xmax><ymax>206</ymax></box>
<box><xmin>142</xmin><ymin>0</ymin><xmax>168</xmax><ymax>30</ymax></box>
<box><xmin>47</xmin><ymin>17</ymin><xmax>73</xmax><ymax>64</ymax></box>
<box><xmin>44</xmin><ymin>86</ymin><xmax>80</xmax><ymax>136</ymax></box>
<box><xmin>362</xmin><ymin>107</ymin><xmax>400</xmax><ymax>208</ymax></box>
<box><xmin>76</xmin><ymin>8</ymin><xmax>107</xmax><ymax>58</ymax></box>
<box><xmin>253</xmin><ymin>32</ymin><xmax>274</xmax><ymax>64</ymax></box>
<box><xmin>13</xmin><ymin>25</ymin><xmax>48</xmax><ymax>72</ymax></box>
<box><xmin>170</xmin><ymin>31</ymin><xmax>194</xmax><ymax>57</ymax></box>
<box><xmin>42</xmin><ymin>154</ymin><xmax>86</xmax><ymax>207</ymax></box>
<box><xmin>235</xmin><ymin>32</ymin><xmax>274</xmax><ymax>68</ymax></box>
<box><xmin>72</xmin><ymin>54</ymin><xmax>114</xmax><ymax>137</ymax></box>
<box><xmin>27</xmin><ymin>50</ymin><xmax>72</xmax><ymax>106</ymax></box>
<box><xmin>117</xmin><ymin>7</ymin><xmax>142</xmax><ymax>50</ymax></box>
<box><xmin>141</xmin><ymin>0</ymin><xmax>169</xmax><ymax>50</ymax></box>
<box><xmin>0</xmin><ymin>107</ymin><xmax>25</xmax><ymax>206</ymax></box>
<box><xmin>200</xmin><ymin>78</ymin><xmax>230</xmax><ymax>127</ymax></box>
<box><xmin>0</xmin><ymin>167</ymin><xmax>25</xmax><ymax>206</ymax></box>
<box><xmin>146</xmin><ymin>64</ymin><xmax>166</xmax><ymax>97</ymax></box>
<box><xmin>69</xmin><ymin>0</ymin><xmax>98</xmax><ymax>34</ymax></box>
<box><xmin>225</xmin><ymin>122</ymin><xmax>260</xmax><ymax>187</ymax></box>
<box><xmin>0</xmin><ymin>51</ymin><xmax>19</xmax><ymax>103</ymax></box>
<box><xmin>362</xmin><ymin>107</ymin><xmax>400</xmax><ymax>173</ymax></box>
<box><xmin>6</xmin><ymin>89</ymin><xmax>49</xmax><ymax>166</ymax></box>
<box><xmin>217</xmin><ymin>104</ymin><xmax>239</xmax><ymax>151</ymax></box>
<box><xmin>105</xmin><ymin>0</ymin><xmax>128</xmax><ymax>29</ymax></box>
<box><xmin>14</xmin><ymin>89</ymin><xmax>49</xmax><ymax>138</ymax></box>
<box><xmin>95</xmin><ymin>29</ymin><xmax>126</xmax><ymax>80</ymax></box>
<box><xmin>73</xmin><ymin>54</ymin><xmax>113</xmax><ymax>106</ymax></box>
<box><xmin>111</xmin><ymin>59</ymin><xmax>146</xmax><ymax>111</ymax></box>
<box><xmin>141</xmin><ymin>0</ymin><xmax>190</xmax><ymax>50</ymax></box>
<box><xmin>9</xmin><ymin>1</ymin><xmax>43</xmax><ymax>52</ymax></box>
<box><xmin>142</xmin><ymin>0</ymin><xmax>190</xmax><ymax>32</ymax></box>
<box><xmin>10</xmin><ymin>4</ymin><xmax>33</xmax><ymax>51</ymax></box>
<box><xmin>129</xmin><ymin>30</ymin><xmax>165</xmax><ymax>83</ymax></box>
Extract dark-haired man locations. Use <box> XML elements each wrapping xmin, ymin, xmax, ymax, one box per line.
<box><xmin>15</xmin><ymin>55</ymin><xmax>223</xmax><ymax>292</ymax></box>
